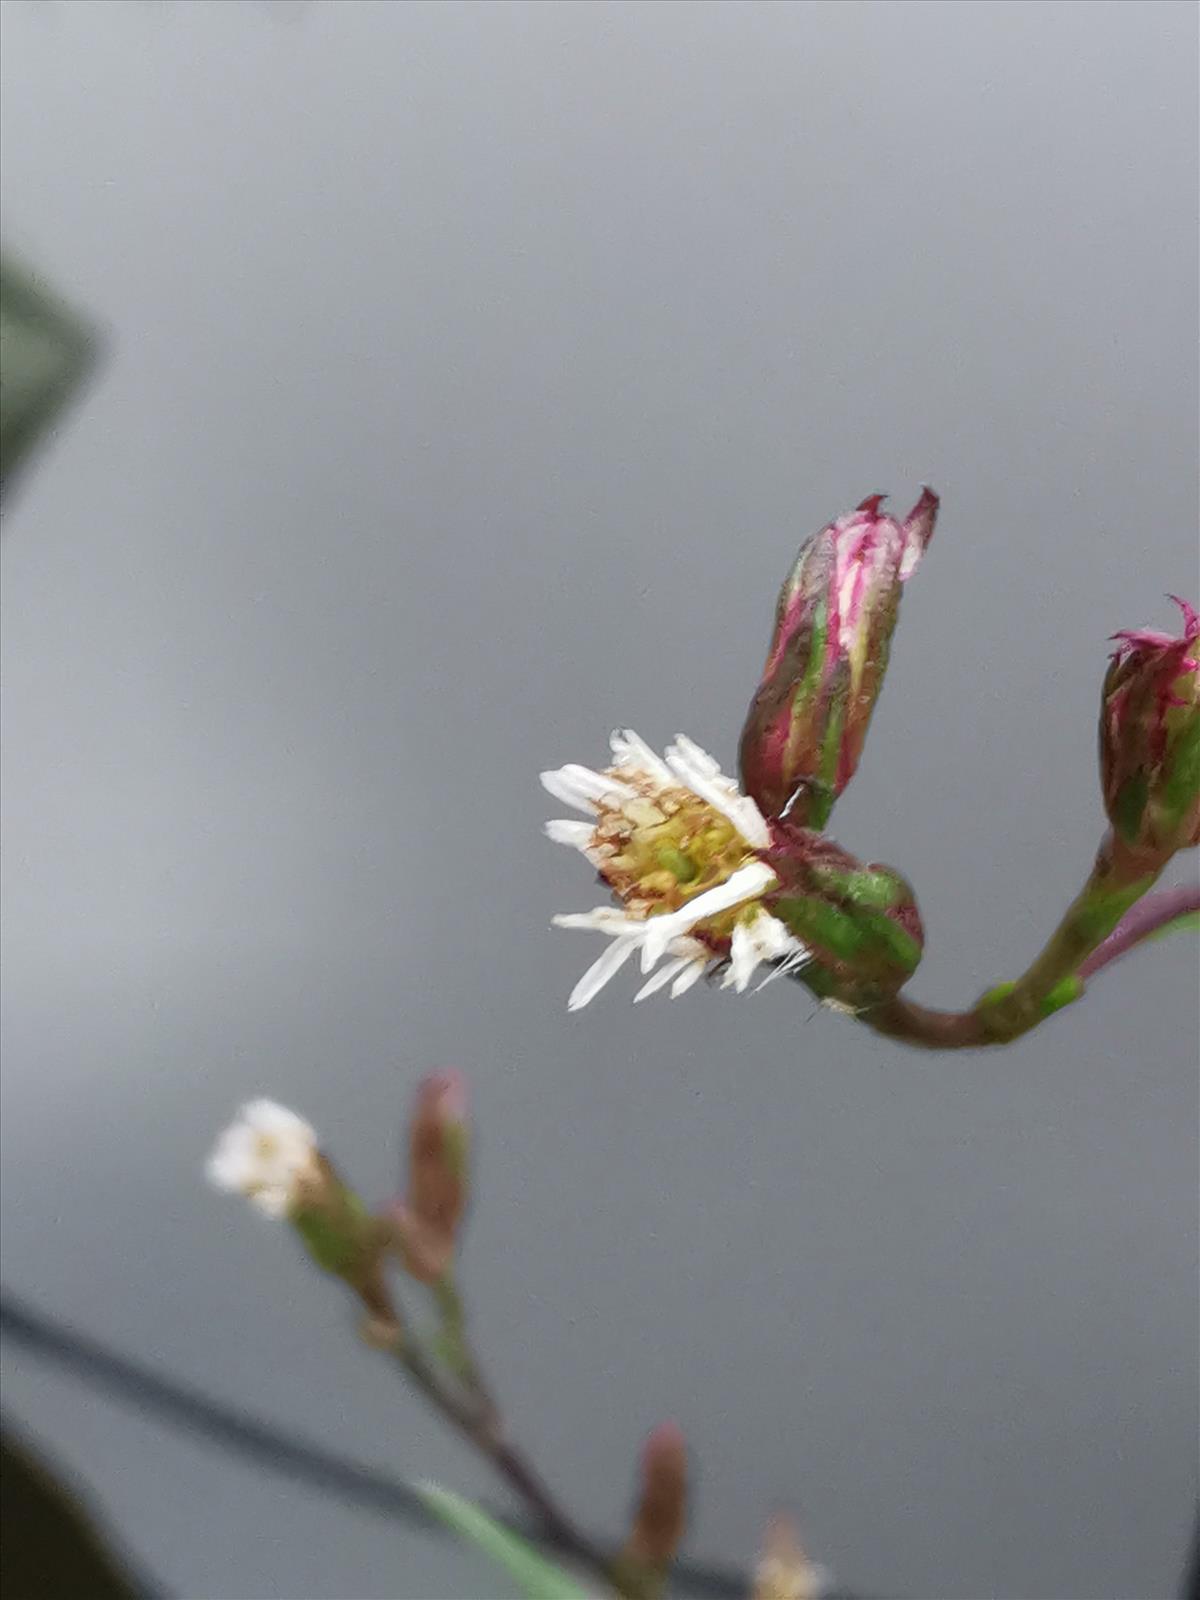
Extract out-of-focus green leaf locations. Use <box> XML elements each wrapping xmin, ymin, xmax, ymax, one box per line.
<box><xmin>417</xmin><ymin>1480</ymin><xmax>591</xmax><ymax>1599</ymax></box>
<box><xmin>0</xmin><ymin>1424</ymin><xmax>151</xmax><ymax>1599</ymax></box>
<box><xmin>1</xmin><ymin>255</ymin><xmax>97</xmax><ymax>496</ymax></box>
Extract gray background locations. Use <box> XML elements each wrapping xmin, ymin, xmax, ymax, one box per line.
<box><xmin>2</xmin><ymin>2</ymin><xmax>1197</xmax><ymax>1597</ymax></box>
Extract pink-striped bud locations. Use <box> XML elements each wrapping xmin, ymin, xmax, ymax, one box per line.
<box><xmin>740</xmin><ymin>490</ymin><xmax>938</xmax><ymax>828</ymax></box>
<box><xmin>1101</xmin><ymin>596</ymin><xmax>1199</xmax><ymax>861</ymax></box>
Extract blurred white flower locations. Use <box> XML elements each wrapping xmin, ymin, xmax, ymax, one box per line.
<box><xmin>206</xmin><ymin>1099</ymin><xmax>320</xmax><ymax>1219</ymax></box>
<box><xmin>542</xmin><ymin>730</ymin><xmax>807</xmax><ymax>1010</ymax></box>
<box><xmin>752</xmin><ymin>1513</ymin><xmax>831</xmax><ymax>1600</ymax></box>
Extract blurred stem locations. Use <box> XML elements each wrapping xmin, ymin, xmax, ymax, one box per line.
<box><xmin>431</xmin><ymin>1274</ymin><xmax>496</xmax><ymax>1416</ymax></box>
<box><xmin>854</xmin><ymin>836</ymin><xmax>1195</xmax><ymax>1051</ymax></box>
<box><xmin>362</xmin><ymin>1280</ymin><xmax>636</xmax><ymax>1595</ymax></box>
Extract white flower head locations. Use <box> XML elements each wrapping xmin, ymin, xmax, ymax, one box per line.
<box><xmin>542</xmin><ymin>730</ymin><xmax>808</xmax><ymax>1009</ymax></box>
<box><xmin>206</xmin><ymin>1099</ymin><xmax>321</xmax><ymax>1219</ymax></box>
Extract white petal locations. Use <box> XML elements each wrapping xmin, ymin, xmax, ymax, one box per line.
<box><xmin>553</xmin><ymin>908</ymin><xmax>646</xmax><ymax>934</ymax></box>
<box><xmin>249</xmin><ymin>1186</ymin><xmax>293</xmax><ymax>1220</ymax></box>
<box><xmin>640</xmin><ymin>860</ymin><xmax>778</xmax><ymax>971</ymax></box>
<box><xmin>568</xmin><ymin>935</ymin><xmax>639</xmax><ymax>1011</ymax></box>
<box><xmin>206</xmin><ymin>1099</ymin><xmax>317</xmax><ymax>1213</ymax></box>
<box><xmin>670</xmin><ymin>957</ymin><xmax>709</xmax><ymax>997</ymax></box>
<box><xmin>633</xmin><ymin>954</ymin><xmax>693</xmax><ymax>1002</ymax></box>
<box><xmin>664</xmin><ymin>737</ymin><xmax>771</xmax><ymax>848</ymax></box>
<box><xmin>753</xmin><ymin>944</ymin><xmax>810</xmax><ymax>992</ymax></box>
<box><xmin>731</xmin><ymin>794</ymin><xmax>772</xmax><ymax>850</ymax></box>
<box><xmin>667</xmin><ymin>733</ymin><xmax>721</xmax><ymax>778</ymax></box>
<box><xmin>609</xmin><ymin>729</ymin><xmax>673</xmax><ymax>784</ymax></box>
<box><xmin>664</xmin><ymin>739</ymin><xmax>723</xmax><ymax>801</ymax></box>
<box><xmin>544</xmin><ymin>818</ymin><xmax>597</xmax><ymax>850</ymax></box>
<box><xmin>205</xmin><ymin>1126</ymin><xmax>257</xmax><ymax>1193</ymax></box>
<box><xmin>540</xmin><ymin>765</ymin><xmax>634</xmax><ymax>813</ymax></box>
<box><xmin>749</xmin><ymin>910</ymin><xmax>803</xmax><ymax>962</ymax></box>
<box><xmin>240</xmin><ymin>1099</ymin><xmax>316</xmax><ymax>1144</ymax></box>
<box><xmin>725</xmin><ymin>920</ymin><xmax>761</xmax><ymax>993</ymax></box>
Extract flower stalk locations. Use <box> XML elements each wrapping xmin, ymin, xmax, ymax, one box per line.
<box><xmin>543</xmin><ymin>503</ymin><xmax>1196</xmax><ymax>1050</ymax></box>
<box><xmin>208</xmin><ymin>1090</ymin><xmax>651</xmax><ymax>1597</ymax></box>
<box><xmin>858</xmin><ymin>865</ymin><xmax>1196</xmax><ymax>1051</ymax></box>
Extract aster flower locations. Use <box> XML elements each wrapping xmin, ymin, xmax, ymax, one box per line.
<box><xmin>206</xmin><ymin>1099</ymin><xmax>321</xmax><ymax>1219</ymax></box>
<box><xmin>542</xmin><ymin>731</ymin><xmax>809</xmax><ymax>1009</ymax></box>
<box><xmin>752</xmin><ymin>1513</ymin><xmax>829</xmax><ymax>1600</ymax></box>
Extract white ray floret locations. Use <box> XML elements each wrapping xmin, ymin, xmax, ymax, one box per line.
<box><xmin>567</xmin><ymin>933</ymin><xmax>642</xmax><ymax>1013</ymax></box>
<box><xmin>638</xmin><ymin>860</ymin><xmax>778</xmax><ymax>972</ymax></box>
<box><xmin>609</xmin><ymin>728</ymin><xmax>674</xmax><ymax>783</ymax></box>
<box><xmin>544</xmin><ymin>818</ymin><xmax>597</xmax><ymax>850</ymax></box>
<box><xmin>721</xmin><ymin>909</ymin><xmax>806</xmax><ymax>993</ymax></box>
<box><xmin>553</xmin><ymin>907</ymin><xmax>648</xmax><ymax>935</ymax></box>
<box><xmin>664</xmin><ymin>734</ymin><xmax>771</xmax><ymax>848</ymax></box>
<box><xmin>555</xmin><ymin>915</ymin><xmax>717</xmax><ymax>1009</ymax></box>
<box><xmin>206</xmin><ymin>1099</ymin><xmax>320</xmax><ymax>1219</ymax></box>
<box><xmin>539</xmin><ymin>764</ymin><xmax>636</xmax><ymax>814</ymax></box>
<box><xmin>632</xmin><ymin>937</ymin><xmax>710</xmax><ymax>1002</ymax></box>
<box><xmin>543</xmin><ymin>730</ymin><xmax>809</xmax><ymax>1009</ymax></box>
<box><xmin>668</xmin><ymin>952</ymin><xmax>711</xmax><ymax>997</ymax></box>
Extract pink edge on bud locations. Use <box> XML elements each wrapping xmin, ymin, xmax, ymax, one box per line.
<box><xmin>1110</xmin><ymin>596</ymin><xmax>1200</xmax><ymax>663</ymax></box>
<box><xmin>1100</xmin><ymin>595</ymin><xmax>1200</xmax><ymax>853</ymax></box>
<box><xmin>420</xmin><ymin>1067</ymin><xmax>468</xmax><ymax>1127</ymax></box>
<box><xmin>740</xmin><ymin>488</ymin><xmax>941</xmax><ymax>827</ymax></box>
<box><xmin>642</xmin><ymin>1419</ymin><xmax>687</xmax><ymax>1469</ymax></box>
<box><xmin>898</xmin><ymin>485</ymin><xmax>939</xmax><ymax>580</ymax></box>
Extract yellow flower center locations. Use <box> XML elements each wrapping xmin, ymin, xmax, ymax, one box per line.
<box><xmin>592</xmin><ymin>770</ymin><xmax>763</xmax><ymax>941</ymax></box>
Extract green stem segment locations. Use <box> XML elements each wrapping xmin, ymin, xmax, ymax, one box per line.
<box><xmin>387</xmin><ymin>1301</ymin><xmax>641</xmax><ymax>1595</ymax></box>
<box><xmin>292</xmin><ymin>1198</ymin><xmax>628</xmax><ymax>1593</ymax></box>
<box><xmin>849</xmin><ymin>834</ymin><xmax>1180</xmax><ymax>1051</ymax></box>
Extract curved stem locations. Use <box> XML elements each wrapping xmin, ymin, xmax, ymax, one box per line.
<box><xmin>859</xmin><ymin>994</ymin><xmax>990</xmax><ymax>1051</ymax></box>
<box><xmin>843</xmin><ymin>842</ymin><xmax>1195</xmax><ymax>1052</ymax></box>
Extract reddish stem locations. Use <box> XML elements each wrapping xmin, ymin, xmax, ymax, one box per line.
<box><xmin>1076</xmin><ymin>881</ymin><xmax>1200</xmax><ymax>979</ymax></box>
<box><xmin>858</xmin><ymin>877</ymin><xmax>1198</xmax><ymax>1053</ymax></box>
